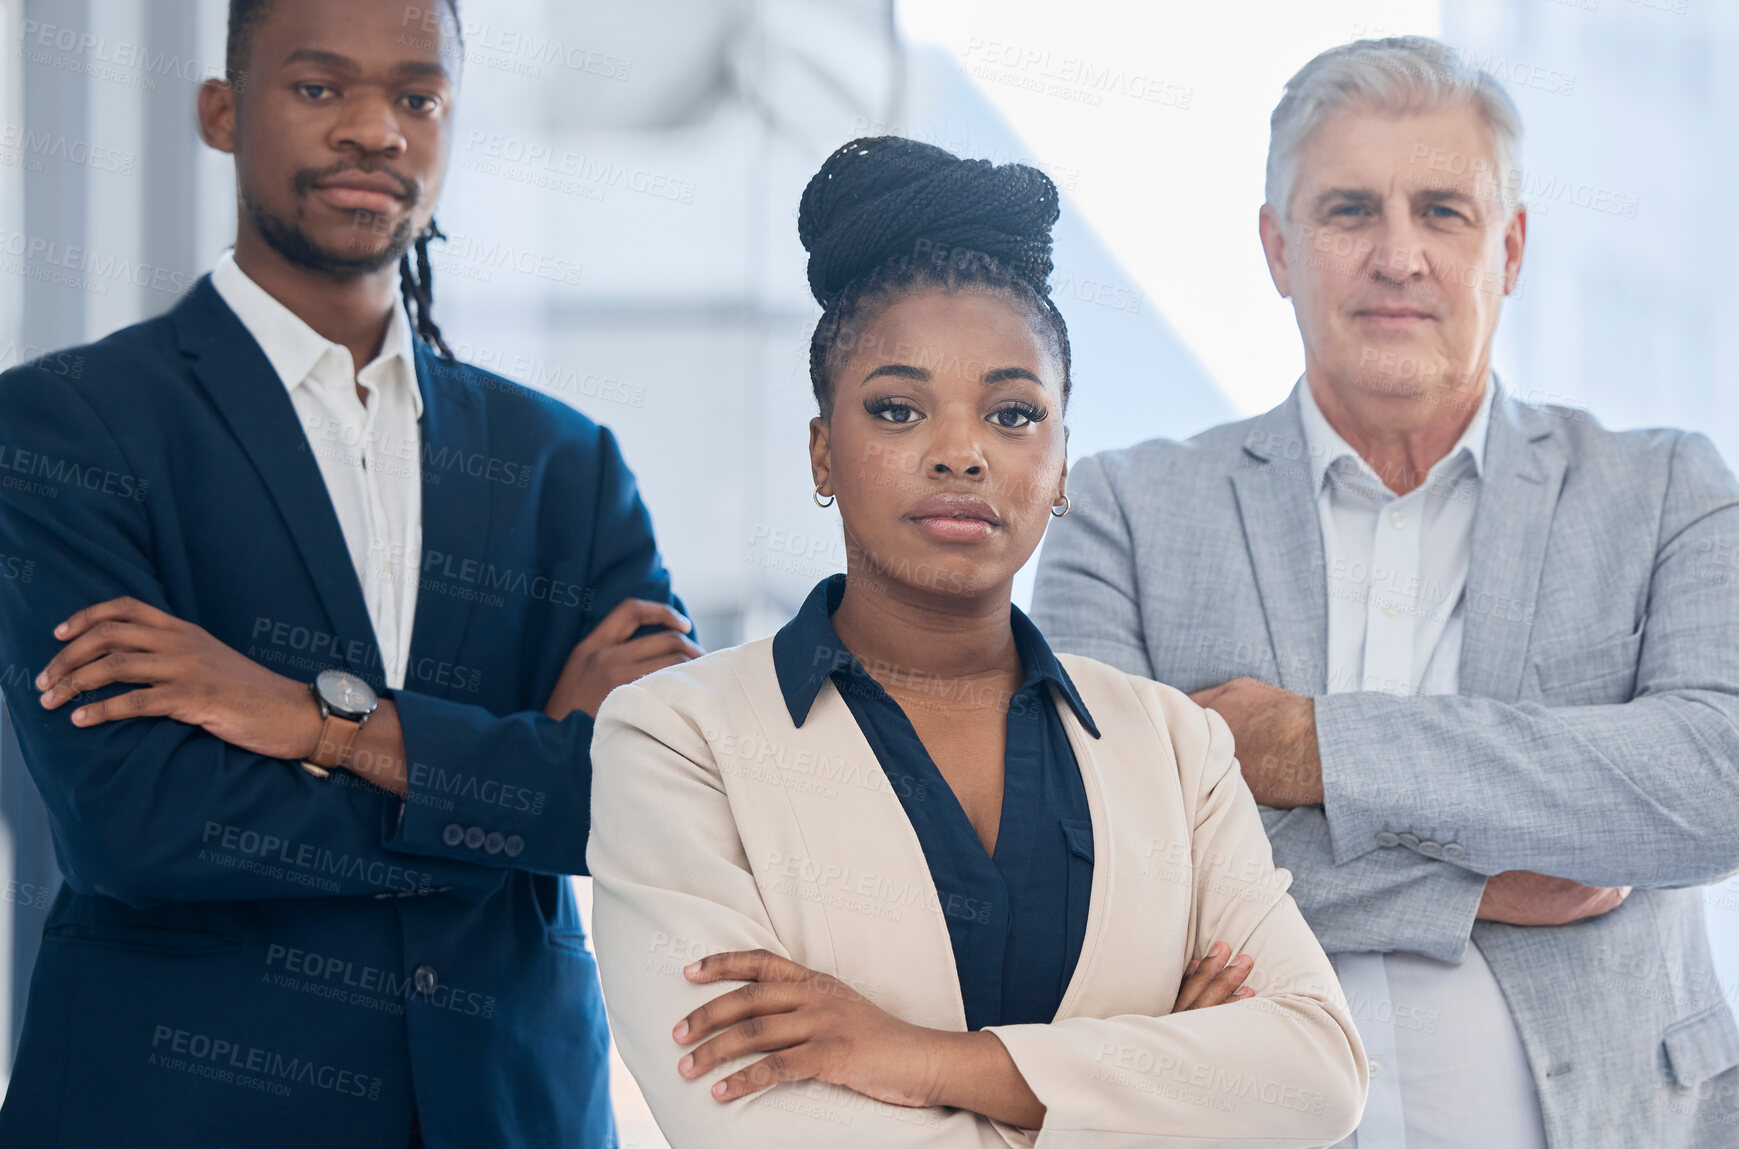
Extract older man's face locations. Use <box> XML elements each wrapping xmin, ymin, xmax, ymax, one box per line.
<box><xmin>1262</xmin><ymin>100</ymin><xmax>1525</xmax><ymax>406</ymax></box>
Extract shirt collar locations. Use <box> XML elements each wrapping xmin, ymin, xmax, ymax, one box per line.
<box><xmin>1294</xmin><ymin>374</ymin><xmax>1492</xmax><ymax>496</ymax></box>
<box><xmin>771</xmin><ymin>574</ymin><xmax>1099</xmax><ymax>738</ymax></box>
<box><xmin>209</xmin><ymin>250</ymin><xmax>423</xmax><ymax>419</ymax></box>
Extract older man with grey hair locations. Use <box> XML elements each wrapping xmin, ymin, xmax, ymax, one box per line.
<box><xmin>1034</xmin><ymin>35</ymin><xmax>1739</xmax><ymax>1149</ymax></box>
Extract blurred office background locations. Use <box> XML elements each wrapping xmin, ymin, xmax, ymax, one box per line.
<box><xmin>0</xmin><ymin>0</ymin><xmax>1735</xmax><ymax>1140</ymax></box>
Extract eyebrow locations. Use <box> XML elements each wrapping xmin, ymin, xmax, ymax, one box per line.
<box><xmin>1415</xmin><ymin>187</ymin><xmax>1479</xmax><ymax>208</ymax></box>
<box><xmin>1309</xmin><ymin>188</ymin><xmax>1379</xmax><ymax>213</ymax></box>
<box><xmin>283</xmin><ymin>48</ymin><xmax>453</xmax><ymax>82</ymax></box>
<box><xmin>860</xmin><ymin>364</ymin><xmax>1045</xmax><ymax>386</ymax></box>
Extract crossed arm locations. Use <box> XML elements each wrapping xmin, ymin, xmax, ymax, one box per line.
<box><xmin>1033</xmin><ymin>442</ymin><xmax>1739</xmax><ymax>962</ymax></box>
<box><xmin>0</xmin><ymin>365</ymin><xmax>697</xmax><ymax>903</ymax></box>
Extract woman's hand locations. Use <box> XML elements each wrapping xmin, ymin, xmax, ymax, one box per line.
<box><xmin>1172</xmin><ymin>940</ymin><xmax>1256</xmax><ymax>1011</ymax></box>
<box><xmin>673</xmin><ymin>949</ymin><xmax>949</xmax><ymax>1107</ymax></box>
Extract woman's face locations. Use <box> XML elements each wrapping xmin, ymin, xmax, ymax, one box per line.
<box><xmin>810</xmin><ymin>286</ymin><xmax>1068</xmax><ymax>603</ymax></box>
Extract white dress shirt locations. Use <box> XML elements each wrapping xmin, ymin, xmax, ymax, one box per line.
<box><xmin>1298</xmin><ymin>379</ymin><xmax>1549</xmax><ymax>1149</ymax></box>
<box><xmin>210</xmin><ymin>251</ymin><xmax>423</xmax><ymax>692</ymax></box>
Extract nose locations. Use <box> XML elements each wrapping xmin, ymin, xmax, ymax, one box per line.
<box><xmin>1369</xmin><ymin>210</ymin><xmax>1431</xmax><ymax>284</ymax></box>
<box><xmin>331</xmin><ymin>92</ymin><xmax>408</xmax><ymax>158</ymax></box>
<box><xmin>926</xmin><ymin>419</ymin><xmax>987</xmax><ymax>478</ymax></box>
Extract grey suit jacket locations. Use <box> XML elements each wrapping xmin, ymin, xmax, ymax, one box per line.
<box><xmin>1032</xmin><ymin>382</ymin><xmax>1739</xmax><ymax>1148</ymax></box>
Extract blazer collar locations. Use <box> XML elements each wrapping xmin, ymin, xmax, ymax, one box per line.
<box><xmin>1458</xmin><ymin>382</ymin><xmax>1567</xmax><ymax>700</ymax></box>
<box><xmin>1231</xmin><ymin>379</ymin><xmax>1566</xmax><ymax>702</ymax></box>
<box><xmin>1229</xmin><ymin>386</ymin><xmax>1329</xmax><ymax>695</ymax></box>
<box><xmin>171</xmin><ymin>277</ymin><xmax>493</xmax><ymax>694</ymax></box>
<box><xmin>735</xmin><ymin>639</ymin><xmax>1113</xmax><ymax>1031</ymax></box>
<box><xmin>173</xmin><ymin>277</ymin><xmax>382</xmax><ymax>684</ymax></box>
<box><xmin>771</xmin><ymin>574</ymin><xmax>1099</xmax><ymax>737</ymax></box>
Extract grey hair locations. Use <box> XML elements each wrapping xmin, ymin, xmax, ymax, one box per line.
<box><xmin>1265</xmin><ymin>36</ymin><xmax>1523</xmax><ymax>221</ymax></box>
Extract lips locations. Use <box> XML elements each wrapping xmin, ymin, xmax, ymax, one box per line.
<box><xmin>1355</xmin><ymin>305</ymin><xmax>1435</xmax><ymax>321</ymax></box>
<box><xmin>907</xmin><ymin>493</ymin><xmax>1001</xmax><ymax>525</ymax></box>
<box><xmin>311</xmin><ymin>169</ymin><xmax>411</xmax><ymax>214</ymax></box>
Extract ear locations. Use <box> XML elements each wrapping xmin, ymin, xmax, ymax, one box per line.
<box><xmin>1258</xmin><ymin>203</ymin><xmax>1292</xmax><ymax>299</ymax></box>
<box><xmin>1501</xmin><ymin>204</ymin><xmax>1527</xmax><ymax>295</ymax></box>
<box><xmin>807</xmin><ymin>416</ymin><xmax>832</xmax><ymax>496</ymax></box>
<box><xmin>197</xmin><ymin>79</ymin><xmax>238</xmax><ymax>154</ymax></box>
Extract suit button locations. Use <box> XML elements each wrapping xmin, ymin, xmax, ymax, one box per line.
<box><xmin>1419</xmin><ymin>840</ymin><xmax>1443</xmax><ymax>858</ymax></box>
<box><xmin>441</xmin><ymin>824</ymin><xmax>464</xmax><ymax>847</ymax></box>
<box><xmin>504</xmin><ymin>834</ymin><xmax>525</xmax><ymax>858</ymax></box>
<box><xmin>413</xmin><ymin>965</ymin><xmax>438</xmax><ymax>994</ymax></box>
<box><xmin>484</xmin><ymin>832</ymin><xmax>505</xmax><ymax>855</ymax></box>
<box><xmin>464</xmin><ymin>826</ymin><xmax>485</xmax><ymax>849</ymax></box>
<box><xmin>1399</xmin><ymin>832</ymin><xmax>1421</xmax><ymax>849</ymax></box>
<box><xmin>1368</xmin><ymin>1058</ymin><xmax>1382</xmax><ymax>1078</ymax></box>
<box><xmin>1443</xmin><ymin>843</ymin><xmax>1466</xmax><ymax>860</ymax></box>
<box><xmin>1375</xmin><ymin>832</ymin><xmax>1401</xmax><ymax>848</ymax></box>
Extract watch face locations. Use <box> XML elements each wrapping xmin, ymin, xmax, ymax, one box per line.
<box><xmin>315</xmin><ymin>669</ymin><xmax>379</xmax><ymax>718</ymax></box>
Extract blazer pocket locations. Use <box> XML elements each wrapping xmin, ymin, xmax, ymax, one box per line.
<box><xmin>45</xmin><ymin>922</ymin><xmax>241</xmax><ymax>956</ymax></box>
<box><xmin>1662</xmin><ymin>1004</ymin><xmax>1739</xmax><ymax>1088</ymax></box>
<box><xmin>1533</xmin><ymin>624</ymin><xmax>1644</xmax><ymax>704</ymax></box>
<box><xmin>1060</xmin><ymin>818</ymin><xmax>1096</xmax><ymax>983</ymax></box>
<box><xmin>549</xmin><ymin>927</ymin><xmax>594</xmax><ymax>956</ymax></box>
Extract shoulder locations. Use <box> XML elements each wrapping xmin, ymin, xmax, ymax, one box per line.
<box><xmin>427</xmin><ymin>355</ymin><xmax>614</xmax><ymax>447</ymax></box>
<box><xmin>595</xmin><ymin>639</ymin><xmax>778</xmax><ymax>738</ymax></box>
<box><xmin>0</xmin><ymin>312</ymin><xmax>182</xmax><ymax>415</ymax></box>
<box><xmin>1071</xmin><ymin>410</ymin><xmax>1272</xmax><ymax>496</ymax></box>
<box><xmin>1507</xmin><ymin>395</ymin><xmax>1737</xmax><ymax>507</ymax></box>
<box><xmin>1058</xmin><ymin>654</ymin><xmax>1223</xmax><ymax>769</ymax></box>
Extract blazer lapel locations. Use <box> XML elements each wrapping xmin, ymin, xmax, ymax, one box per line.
<box><xmin>1458</xmin><ymin>386</ymin><xmax>1567</xmax><ymax>702</ymax></box>
<box><xmin>1227</xmin><ymin>389</ymin><xmax>1329</xmax><ymax>696</ymax></box>
<box><xmin>1053</xmin><ymin>683</ymin><xmax>1111</xmax><ymax>1019</ymax></box>
<box><xmin>741</xmin><ymin>670</ymin><xmax>968</xmax><ymax>1032</ymax></box>
<box><xmin>174</xmin><ymin>278</ymin><xmax>380</xmax><ymax>678</ymax></box>
<box><xmin>405</xmin><ymin>346</ymin><xmax>491</xmax><ymax>687</ymax></box>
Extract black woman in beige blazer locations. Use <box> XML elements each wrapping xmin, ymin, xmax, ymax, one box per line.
<box><xmin>587</xmin><ymin>136</ymin><xmax>1368</xmax><ymax>1148</ymax></box>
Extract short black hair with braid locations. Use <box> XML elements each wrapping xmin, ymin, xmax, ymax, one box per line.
<box><xmin>225</xmin><ymin>0</ymin><xmax>462</xmax><ymax>360</ymax></box>
<box><xmin>799</xmin><ymin>136</ymin><xmax>1071</xmax><ymax>420</ymax></box>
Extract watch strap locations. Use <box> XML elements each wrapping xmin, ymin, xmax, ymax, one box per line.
<box><xmin>303</xmin><ymin>711</ymin><xmax>365</xmax><ymax>777</ymax></box>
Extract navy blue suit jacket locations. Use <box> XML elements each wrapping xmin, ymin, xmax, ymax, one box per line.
<box><xmin>0</xmin><ymin>276</ymin><xmax>680</xmax><ymax>1147</ymax></box>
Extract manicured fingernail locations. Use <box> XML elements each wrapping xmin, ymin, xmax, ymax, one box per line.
<box><xmin>54</xmin><ymin>622</ymin><xmax>68</xmax><ymax>637</ymax></box>
<box><xmin>34</xmin><ymin>672</ymin><xmax>46</xmax><ymax>689</ymax></box>
<box><xmin>711</xmin><ymin>1081</ymin><xmax>728</xmax><ymax>1099</ymax></box>
<box><xmin>673</xmin><ymin>1020</ymin><xmax>689</xmax><ymax>1040</ymax></box>
<box><xmin>678</xmin><ymin>1054</ymin><xmax>693</xmax><ymax>1074</ymax></box>
<box><xmin>71</xmin><ymin>708</ymin><xmax>86</xmax><ymax>723</ymax></box>
<box><xmin>1233</xmin><ymin>953</ymin><xmax>1251</xmax><ymax>966</ymax></box>
<box><xmin>683</xmin><ymin>961</ymin><xmax>701</xmax><ymax>977</ymax></box>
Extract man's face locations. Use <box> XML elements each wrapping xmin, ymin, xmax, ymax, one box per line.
<box><xmin>211</xmin><ymin>0</ymin><xmax>460</xmax><ymax>276</ymax></box>
<box><xmin>1261</xmin><ymin>100</ymin><xmax>1525</xmax><ymax>404</ymax></box>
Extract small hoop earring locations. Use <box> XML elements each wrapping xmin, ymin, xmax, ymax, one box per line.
<box><xmin>813</xmin><ymin>486</ymin><xmax>835</xmax><ymax>508</ymax></box>
<box><xmin>1051</xmin><ymin>494</ymin><xmax>1070</xmax><ymax>517</ymax></box>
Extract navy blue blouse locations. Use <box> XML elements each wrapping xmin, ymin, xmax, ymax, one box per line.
<box><xmin>772</xmin><ymin>575</ymin><xmax>1100</xmax><ymax>1031</ymax></box>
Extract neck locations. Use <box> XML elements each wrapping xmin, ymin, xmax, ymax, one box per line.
<box><xmin>1305</xmin><ymin>360</ymin><xmax>1488</xmax><ymax>496</ymax></box>
<box><xmin>828</xmin><ymin>560</ymin><xmax>1022</xmax><ymax>700</ymax></box>
<box><xmin>232</xmin><ymin>227</ymin><xmax>401</xmax><ymax>372</ymax></box>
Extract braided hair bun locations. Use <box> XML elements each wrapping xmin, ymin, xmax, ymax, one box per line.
<box><xmin>799</xmin><ymin>137</ymin><xmax>1061</xmax><ymax>309</ymax></box>
<box><xmin>799</xmin><ymin>136</ymin><xmax>1073</xmax><ymax>417</ymax></box>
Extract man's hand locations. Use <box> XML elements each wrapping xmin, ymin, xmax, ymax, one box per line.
<box><xmin>545</xmin><ymin>598</ymin><xmax>702</xmax><ymax>721</ymax></box>
<box><xmin>1476</xmin><ymin>870</ymin><xmax>1633</xmax><ymax>926</ymax></box>
<box><xmin>35</xmin><ymin>596</ymin><xmax>322</xmax><ymax>760</ymax></box>
<box><xmin>1190</xmin><ymin>677</ymin><xmax>1323</xmax><ymax>807</ymax></box>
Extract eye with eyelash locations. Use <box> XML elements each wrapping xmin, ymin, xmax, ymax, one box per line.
<box><xmin>864</xmin><ymin>396</ymin><xmax>920</xmax><ymax>424</ymax></box>
<box><xmin>990</xmin><ymin>401</ymin><xmax>1048</xmax><ymax>429</ymax></box>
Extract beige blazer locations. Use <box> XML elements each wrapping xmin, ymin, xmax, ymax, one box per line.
<box><xmin>587</xmin><ymin>638</ymin><xmax>1368</xmax><ymax>1148</ymax></box>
